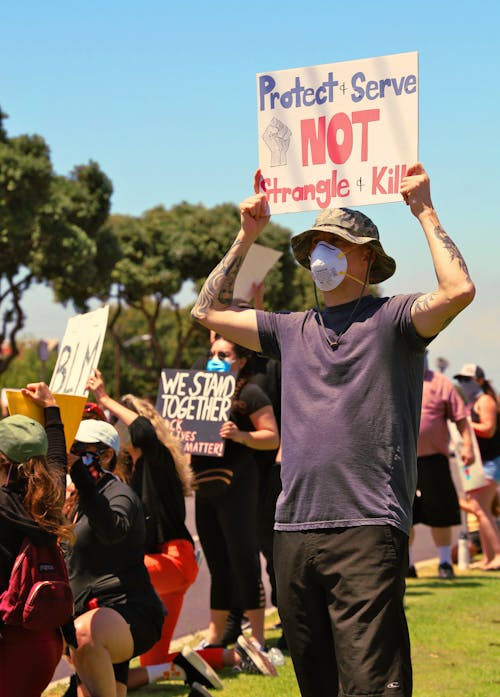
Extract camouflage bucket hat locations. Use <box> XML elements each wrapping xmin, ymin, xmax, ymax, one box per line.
<box><xmin>290</xmin><ymin>207</ymin><xmax>396</xmax><ymax>284</ymax></box>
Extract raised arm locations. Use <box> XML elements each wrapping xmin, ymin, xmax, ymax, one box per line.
<box><xmin>401</xmin><ymin>163</ymin><xmax>475</xmax><ymax>338</ymax></box>
<box><xmin>455</xmin><ymin>416</ymin><xmax>474</xmax><ymax>467</ymax></box>
<box><xmin>87</xmin><ymin>368</ymin><xmax>138</xmax><ymax>427</ymax></box>
<box><xmin>191</xmin><ymin>171</ymin><xmax>270</xmax><ymax>351</ymax></box>
<box><xmin>22</xmin><ymin>382</ymin><xmax>67</xmax><ymax>490</ymax></box>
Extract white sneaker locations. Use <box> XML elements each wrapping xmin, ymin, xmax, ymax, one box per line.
<box><xmin>173</xmin><ymin>646</ymin><xmax>224</xmax><ymax>689</ymax></box>
<box><xmin>235</xmin><ymin>635</ymin><xmax>278</xmax><ymax>677</ymax></box>
<box><xmin>189</xmin><ymin>682</ymin><xmax>214</xmax><ymax>697</ymax></box>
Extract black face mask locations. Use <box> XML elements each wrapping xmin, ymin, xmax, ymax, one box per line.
<box><xmin>80</xmin><ymin>451</ymin><xmax>104</xmax><ymax>479</ymax></box>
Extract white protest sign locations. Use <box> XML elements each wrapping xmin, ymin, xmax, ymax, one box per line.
<box><xmin>49</xmin><ymin>306</ymin><xmax>109</xmax><ymax>396</ymax></box>
<box><xmin>256</xmin><ymin>51</ymin><xmax>418</xmax><ymax>213</ymax></box>
<box><xmin>233</xmin><ymin>243</ymin><xmax>283</xmax><ymax>302</ymax></box>
<box><xmin>448</xmin><ymin>418</ymin><xmax>486</xmax><ymax>493</ymax></box>
<box><xmin>156</xmin><ymin>369</ymin><xmax>236</xmax><ymax>457</ymax></box>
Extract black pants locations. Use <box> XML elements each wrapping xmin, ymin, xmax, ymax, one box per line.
<box><xmin>195</xmin><ymin>463</ymin><xmax>264</xmax><ymax>610</ymax></box>
<box><xmin>274</xmin><ymin>525</ymin><xmax>412</xmax><ymax>697</ymax></box>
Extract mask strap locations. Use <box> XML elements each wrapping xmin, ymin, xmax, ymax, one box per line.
<box><xmin>314</xmin><ymin>249</ymin><xmax>373</xmax><ymax>350</ymax></box>
<box><xmin>314</xmin><ymin>285</ymin><xmax>336</xmax><ymax>349</ymax></box>
<box><xmin>337</xmin><ymin>244</ymin><xmax>356</xmax><ymax>258</ymax></box>
<box><xmin>344</xmin><ymin>272</ymin><xmax>365</xmax><ymax>286</ymax></box>
<box><xmin>309</xmin><ymin>241</ymin><xmax>354</xmax><ymax>264</ymax></box>
<box><xmin>344</xmin><ymin>246</ymin><xmax>374</xmax><ymax>286</ymax></box>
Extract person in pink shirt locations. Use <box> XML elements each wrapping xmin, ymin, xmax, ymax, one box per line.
<box><xmin>409</xmin><ymin>359</ymin><xmax>474</xmax><ymax>578</ymax></box>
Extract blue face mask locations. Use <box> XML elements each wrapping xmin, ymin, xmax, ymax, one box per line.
<box><xmin>206</xmin><ymin>357</ymin><xmax>231</xmax><ymax>372</ymax></box>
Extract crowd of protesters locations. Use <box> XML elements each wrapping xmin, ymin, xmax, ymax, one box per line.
<box><xmin>1</xmin><ymin>162</ymin><xmax>499</xmax><ymax>697</ymax></box>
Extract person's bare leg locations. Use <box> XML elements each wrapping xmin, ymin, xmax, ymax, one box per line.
<box><xmin>431</xmin><ymin>525</ymin><xmax>454</xmax><ymax>566</ymax></box>
<box><xmin>77</xmin><ymin>681</ymin><xmax>127</xmax><ymax>697</ymax></box>
<box><xmin>246</xmin><ymin>607</ymin><xmax>265</xmax><ymax>647</ymax></box>
<box><xmin>116</xmin><ymin>682</ymin><xmax>127</xmax><ymax>697</ymax></box>
<box><xmin>71</xmin><ymin>608</ymin><xmax>134</xmax><ymax>697</ymax></box>
<box><xmin>468</xmin><ymin>483</ymin><xmax>500</xmax><ymax>568</ymax></box>
<box><xmin>127</xmin><ymin>667</ymin><xmax>149</xmax><ymax>690</ymax></box>
<box><xmin>431</xmin><ymin>527</ymin><xmax>452</xmax><ymax>547</ymax></box>
<box><xmin>205</xmin><ymin>610</ymin><xmax>229</xmax><ymax>644</ymax></box>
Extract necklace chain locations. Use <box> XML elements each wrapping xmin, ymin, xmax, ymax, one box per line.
<box><xmin>313</xmin><ymin>260</ymin><xmax>372</xmax><ymax>350</ymax></box>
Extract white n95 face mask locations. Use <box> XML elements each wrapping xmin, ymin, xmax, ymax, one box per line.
<box><xmin>310</xmin><ymin>241</ymin><xmax>348</xmax><ymax>292</ymax></box>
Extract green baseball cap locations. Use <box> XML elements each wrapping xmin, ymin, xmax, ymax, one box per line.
<box><xmin>0</xmin><ymin>414</ymin><xmax>48</xmax><ymax>463</ymax></box>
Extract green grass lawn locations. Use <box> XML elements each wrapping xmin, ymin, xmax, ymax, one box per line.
<box><xmin>45</xmin><ymin>561</ymin><xmax>500</xmax><ymax>697</ymax></box>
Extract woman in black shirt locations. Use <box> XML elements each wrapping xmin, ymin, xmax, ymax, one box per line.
<box><xmin>65</xmin><ymin>418</ymin><xmax>164</xmax><ymax>696</ymax></box>
<box><xmin>87</xmin><ymin>370</ymin><xmax>198</xmax><ymax>671</ymax></box>
<box><xmin>192</xmin><ymin>337</ymin><xmax>279</xmax><ymax>650</ymax></box>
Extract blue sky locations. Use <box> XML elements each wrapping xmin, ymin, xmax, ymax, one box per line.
<box><xmin>2</xmin><ymin>0</ymin><xmax>499</xmax><ymax>386</ymax></box>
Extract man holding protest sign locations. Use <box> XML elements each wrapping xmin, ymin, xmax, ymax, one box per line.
<box><xmin>191</xmin><ymin>162</ymin><xmax>475</xmax><ymax>697</ymax></box>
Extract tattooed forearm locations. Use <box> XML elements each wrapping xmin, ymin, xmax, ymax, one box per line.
<box><xmin>191</xmin><ymin>240</ymin><xmax>245</xmax><ymax>320</ymax></box>
<box><xmin>433</xmin><ymin>226</ymin><xmax>471</xmax><ymax>280</ymax></box>
<box><xmin>439</xmin><ymin>310</ymin><xmax>460</xmax><ymax>331</ymax></box>
<box><xmin>413</xmin><ymin>291</ymin><xmax>438</xmax><ymax>314</ymax></box>
<box><xmin>218</xmin><ymin>255</ymin><xmax>244</xmax><ymax>304</ymax></box>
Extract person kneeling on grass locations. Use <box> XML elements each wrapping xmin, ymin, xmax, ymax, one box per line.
<box><xmin>64</xmin><ymin>635</ymin><xmax>277</xmax><ymax>695</ymax></box>
<box><xmin>128</xmin><ymin>634</ymin><xmax>278</xmax><ymax>691</ymax></box>
<box><xmin>62</xmin><ymin>419</ymin><xmax>165</xmax><ymax>697</ymax></box>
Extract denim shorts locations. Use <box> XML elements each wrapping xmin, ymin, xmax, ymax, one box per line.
<box><xmin>482</xmin><ymin>454</ymin><xmax>500</xmax><ymax>483</ymax></box>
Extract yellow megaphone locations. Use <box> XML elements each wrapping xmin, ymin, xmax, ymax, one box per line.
<box><xmin>5</xmin><ymin>390</ymin><xmax>88</xmax><ymax>452</ymax></box>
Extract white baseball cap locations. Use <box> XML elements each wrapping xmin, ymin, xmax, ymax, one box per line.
<box><xmin>74</xmin><ymin>419</ymin><xmax>120</xmax><ymax>454</ymax></box>
<box><xmin>453</xmin><ymin>363</ymin><xmax>485</xmax><ymax>380</ymax></box>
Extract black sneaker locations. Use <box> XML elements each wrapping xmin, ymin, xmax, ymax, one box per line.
<box><xmin>189</xmin><ymin>682</ymin><xmax>214</xmax><ymax>697</ymax></box>
<box><xmin>235</xmin><ymin>635</ymin><xmax>278</xmax><ymax>676</ymax></box>
<box><xmin>438</xmin><ymin>562</ymin><xmax>455</xmax><ymax>579</ymax></box>
<box><xmin>61</xmin><ymin>674</ymin><xmax>78</xmax><ymax>697</ymax></box>
<box><xmin>173</xmin><ymin>646</ymin><xmax>223</xmax><ymax>689</ymax></box>
<box><xmin>406</xmin><ymin>565</ymin><xmax>418</xmax><ymax>578</ymax></box>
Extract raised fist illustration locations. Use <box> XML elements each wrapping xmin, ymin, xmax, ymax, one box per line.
<box><xmin>262</xmin><ymin>117</ymin><xmax>292</xmax><ymax>166</ymax></box>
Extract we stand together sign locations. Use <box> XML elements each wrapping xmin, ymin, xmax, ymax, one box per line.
<box><xmin>257</xmin><ymin>51</ymin><xmax>418</xmax><ymax>213</ymax></box>
<box><xmin>156</xmin><ymin>369</ymin><xmax>236</xmax><ymax>457</ymax></box>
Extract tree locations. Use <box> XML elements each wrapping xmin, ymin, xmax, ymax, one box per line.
<box><xmin>101</xmin><ymin>201</ymin><xmax>301</xmax><ymax>395</ymax></box>
<box><xmin>98</xmin><ymin>303</ymin><xmax>209</xmax><ymax>398</ymax></box>
<box><xmin>0</xmin><ymin>107</ymin><xmax>117</xmax><ymax>373</ymax></box>
<box><xmin>0</xmin><ymin>339</ymin><xmax>58</xmax><ymax>393</ymax></box>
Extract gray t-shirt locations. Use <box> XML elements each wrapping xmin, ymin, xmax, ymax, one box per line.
<box><xmin>257</xmin><ymin>293</ymin><xmax>430</xmax><ymax>535</ymax></box>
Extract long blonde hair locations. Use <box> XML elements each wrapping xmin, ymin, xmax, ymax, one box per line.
<box><xmin>121</xmin><ymin>394</ymin><xmax>194</xmax><ymax>496</ymax></box>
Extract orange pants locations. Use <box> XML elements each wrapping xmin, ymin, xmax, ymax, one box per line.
<box><xmin>140</xmin><ymin>538</ymin><xmax>198</xmax><ymax>666</ymax></box>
